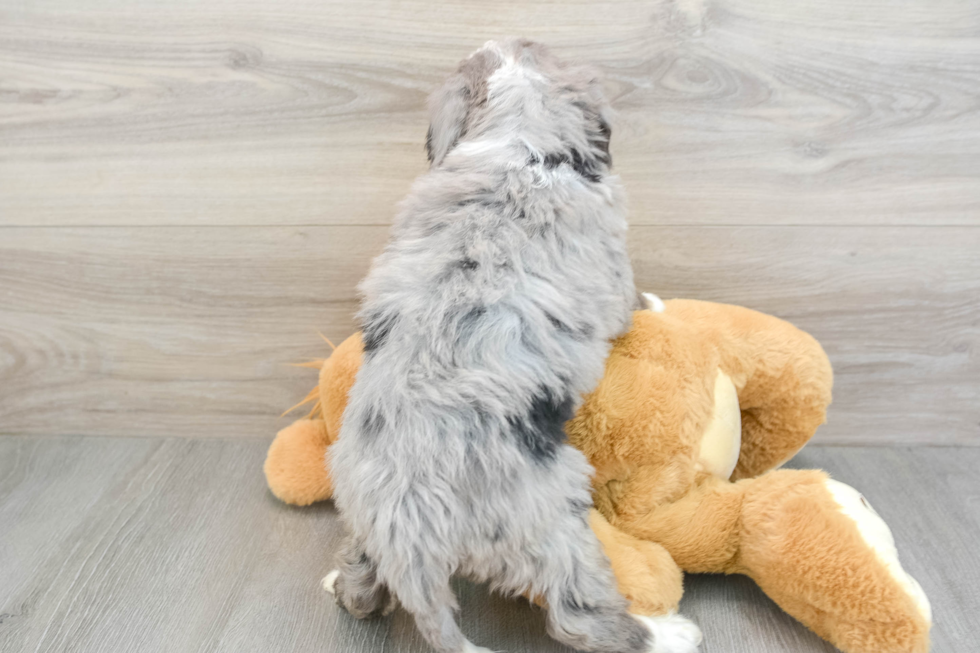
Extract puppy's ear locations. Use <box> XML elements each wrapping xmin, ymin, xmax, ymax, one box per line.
<box><xmin>592</xmin><ymin>112</ymin><xmax>612</xmax><ymax>167</ymax></box>
<box><xmin>425</xmin><ymin>48</ymin><xmax>501</xmax><ymax>166</ymax></box>
<box><xmin>580</xmin><ymin>76</ymin><xmax>613</xmax><ymax>168</ymax></box>
<box><xmin>425</xmin><ymin>72</ymin><xmax>471</xmax><ymax>166</ymax></box>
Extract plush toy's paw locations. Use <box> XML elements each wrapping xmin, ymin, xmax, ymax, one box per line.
<box><xmin>740</xmin><ymin>471</ymin><xmax>932</xmax><ymax>653</ymax></box>
<box><xmin>634</xmin><ymin>613</ymin><xmax>702</xmax><ymax>653</ymax></box>
<box><xmin>265</xmin><ymin>419</ymin><xmax>335</xmax><ymax>506</ymax></box>
<box><xmin>825</xmin><ymin>479</ymin><xmax>933</xmax><ymax>627</ymax></box>
<box><xmin>322</xmin><ymin>569</ymin><xmax>339</xmax><ymax>595</ymax></box>
<box><xmin>588</xmin><ymin>510</ymin><xmax>685</xmax><ymax>616</ymax></box>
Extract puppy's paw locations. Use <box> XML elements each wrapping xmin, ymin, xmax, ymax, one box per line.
<box><xmin>461</xmin><ymin>643</ymin><xmax>498</xmax><ymax>653</ymax></box>
<box><xmin>634</xmin><ymin>613</ymin><xmax>702</xmax><ymax>653</ymax></box>
<box><xmin>322</xmin><ymin>569</ymin><xmax>340</xmax><ymax>595</ymax></box>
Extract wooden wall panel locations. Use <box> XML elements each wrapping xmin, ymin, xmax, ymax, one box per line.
<box><xmin>2</xmin><ymin>0</ymin><xmax>978</xmax><ymax>227</ymax></box>
<box><xmin>1</xmin><ymin>226</ymin><xmax>976</xmax><ymax>444</ymax></box>
<box><xmin>1</xmin><ymin>0</ymin><xmax>977</xmax><ymax>443</ymax></box>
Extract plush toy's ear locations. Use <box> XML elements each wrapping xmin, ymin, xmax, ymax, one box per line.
<box><xmin>425</xmin><ymin>47</ymin><xmax>501</xmax><ymax>166</ymax></box>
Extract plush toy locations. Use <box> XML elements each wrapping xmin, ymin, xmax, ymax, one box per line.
<box><xmin>266</xmin><ymin>296</ymin><xmax>932</xmax><ymax>653</ymax></box>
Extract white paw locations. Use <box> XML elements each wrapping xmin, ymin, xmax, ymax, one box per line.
<box><xmin>321</xmin><ymin>569</ymin><xmax>340</xmax><ymax>595</ymax></box>
<box><xmin>634</xmin><ymin>613</ymin><xmax>702</xmax><ymax>653</ymax></box>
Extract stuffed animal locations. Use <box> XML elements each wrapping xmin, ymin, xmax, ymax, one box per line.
<box><xmin>266</xmin><ymin>296</ymin><xmax>932</xmax><ymax>653</ymax></box>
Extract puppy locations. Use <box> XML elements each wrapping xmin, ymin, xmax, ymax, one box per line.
<box><xmin>326</xmin><ymin>39</ymin><xmax>701</xmax><ymax>653</ymax></box>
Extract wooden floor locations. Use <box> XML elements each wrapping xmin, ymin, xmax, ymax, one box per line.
<box><xmin>0</xmin><ymin>436</ymin><xmax>976</xmax><ymax>653</ymax></box>
<box><xmin>1</xmin><ymin>0</ymin><xmax>979</xmax><ymax>446</ymax></box>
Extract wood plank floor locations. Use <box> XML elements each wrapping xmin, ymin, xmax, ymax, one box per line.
<box><xmin>0</xmin><ymin>437</ymin><xmax>976</xmax><ymax>653</ymax></box>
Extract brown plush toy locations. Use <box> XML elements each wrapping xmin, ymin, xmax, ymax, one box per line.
<box><xmin>265</xmin><ymin>296</ymin><xmax>932</xmax><ymax>653</ymax></box>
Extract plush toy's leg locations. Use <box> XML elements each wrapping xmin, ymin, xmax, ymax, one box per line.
<box><xmin>737</xmin><ymin>470</ymin><xmax>931</xmax><ymax>653</ymax></box>
<box><xmin>264</xmin><ymin>418</ymin><xmax>336</xmax><ymax>506</ymax></box>
<box><xmin>610</xmin><ymin>474</ymin><xmax>744</xmax><ymax>574</ymax></box>
<box><xmin>589</xmin><ymin>510</ymin><xmax>685</xmax><ymax>616</ymax></box>
<box><xmin>661</xmin><ymin>300</ymin><xmax>833</xmax><ymax>480</ymax></box>
<box><xmin>613</xmin><ymin>471</ymin><xmax>931</xmax><ymax>653</ymax></box>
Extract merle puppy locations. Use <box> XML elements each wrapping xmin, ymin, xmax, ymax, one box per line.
<box><xmin>324</xmin><ymin>39</ymin><xmax>701</xmax><ymax>653</ymax></box>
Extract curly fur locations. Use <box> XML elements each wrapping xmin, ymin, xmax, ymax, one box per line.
<box><xmin>328</xmin><ymin>39</ymin><xmax>693</xmax><ymax>653</ymax></box>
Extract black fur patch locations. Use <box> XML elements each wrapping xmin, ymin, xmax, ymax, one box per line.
<box><xmin>424</xmin><ymin>126</ymin><xmax>434</xmax><ymax>163</ymax></box>
<box><xmin>570</xmin><ymin>148</ymin><xmax>601</xmax><ymax>183</ymax></box>
<box><xmin>573</xmin><ymin>100</ymin><xmax>612</xmax><ymax>167</ymax></box>
<box><xmin>594</xmin><ymin>117</ymin><xmax>612</xmax><ymax>165</ymax></box>
<box><xmin>562</xmin><ymin>596</ymin><xmax>599</xmax><ymax>615</ymax></box>
<box><xmin>507</xmin><ymin>388</ymin><xmax>574</xmax><ymax>463</ymax></box>
<box><xmin>568</xmin><ymin>497</ymin><xmax>591</xmax><ymax>514</ymax></box>
<box><xmin>543</xmin><ymin>152</ymin><xmax>569</xmax><ymax>169</ymax></box>
<box><xmin>546</xmin><ymin>312</ymin><xmax>571</xmax><ymax>333</ymax></box>
<box><xmin>491</xmin><ymin>522</ymin><xmax>506</xmax><ymax>542</ymax></box>
<box><xmin>461</xmin><ymin>305</ymin><xmax>486</xmax><ymax>323</ymax></box>
<box><xmin>361</xmin><ymin>407</ymin><xmax>386</xmax><ymax>438</ymax></box>
<box><xmin>456</xmin><ymin>196</ymin><xmax>503</xmax><ymax>210</ymax></box>
<box><xmin>542</xmin><ymin>149</ymin><xmax>602</xmax><ymax>183</ymax></box>
<box><xmin>546</xmin><ymin>312</ymin><xmax>595</xmax><ymax>341</ymax></box>
<box><xmin>361</xmin><ymin>311</ymin><xmax>397</xmax><ymax>355</ymax></box>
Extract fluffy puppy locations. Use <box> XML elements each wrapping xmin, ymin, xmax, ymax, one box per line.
<box><xmin>327</xmin><ymin>39</ymin><xmax>701</xmax><ymax>653</ymax></box>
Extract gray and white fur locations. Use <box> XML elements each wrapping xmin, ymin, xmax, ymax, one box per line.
<box><xmin>327</xmin><ymin>39</ymin><xmax>701</xmax><ymax>653</ymax></box>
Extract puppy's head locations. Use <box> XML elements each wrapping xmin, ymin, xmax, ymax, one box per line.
<box><xmin>425</xmin><ymin>39</ymin><xmax>612</xmax><ymax>176</ymax></box>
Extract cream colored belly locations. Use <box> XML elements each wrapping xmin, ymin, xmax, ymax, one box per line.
<box><xmin>640</xmin><ymin>293</ymin><xmax>742</xmax><ymax>480</ymax></box>
<box><xmin>695</xmin><ymin>369</ymin><xmax>742</xmax><ymax>480</ymax></box>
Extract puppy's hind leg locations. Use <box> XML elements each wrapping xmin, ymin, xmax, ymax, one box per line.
<box><xmin>327</xmin><ymin>536</ymin><xmax>395</xmax><ymax>619</ymax></box>
<box><xmin>536</xmin><ymin>517</ymin><xmax>702</xmax><ymax>653</ymax></box>
<box><xmin>381</xmin><ymin>553</ymin><xmax>493</xmax><ymax>653</ymax></box>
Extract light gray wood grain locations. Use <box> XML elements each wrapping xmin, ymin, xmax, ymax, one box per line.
<box><xmin>1</xmin><ymin>0</ymin><xmax>978</xmax><ymax>227</ymax></box>
<box><xmin>1</xmin><ymin>226</ymin><xmax>977</xmax><ymax>444</ymax></box>
<box><xmin>0</xmin><ymin>438</ymin><xmax>976</xmax><ymax>652</ymax></box>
